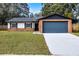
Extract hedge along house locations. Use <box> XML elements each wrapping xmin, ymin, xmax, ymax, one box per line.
<box><xmin>7</xmin><ymin>18</ymin><xmax>36</xmax><ymax>31</ymax></box>
<box><xmin>38</xmin><ymin>14</ymin><xmax>72</xmax><ymax>33</ymax></box>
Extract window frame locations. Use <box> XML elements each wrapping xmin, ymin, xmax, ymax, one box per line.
<box><xmin>11</xmin><ymin>22</ymin><xmax>17</xmax><ymax>29</ymax></box>
<box><xmin>25</xmin><ymin>22</ymin><xmax>32</xmax><ymax>28</ymax></box>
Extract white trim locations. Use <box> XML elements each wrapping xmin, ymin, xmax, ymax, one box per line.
<box><xmin>32</xmin><ymin>23</ymin><xmax>35</xmax><ymax>28</ymax></box>
<box><xmin>8</xmin><ymin>23</ymin><xmax>10</xmax><ymax>29</ymax></box>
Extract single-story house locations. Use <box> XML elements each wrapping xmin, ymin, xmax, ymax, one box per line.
<box><xmin>38</xmin><ymin>14</ymin><xmax>72</xmax><ymax>33</ymax></box>
<box><xmin>7</xmin><ymin>14</ymin><xmax>72</xmax><ymax>33</ymax></box>
<box><xmin>7</xmin><ymin>18</ymin><xmax>37</xmax><ymax>31</ymax></box>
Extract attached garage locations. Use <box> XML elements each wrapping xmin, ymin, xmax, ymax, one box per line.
<box><xmin>43</xmin><ymin>21</ymin><xmax>68</xmax><ymax>33</ymax></box>
<box><xmin>38</xmin><ymin>14</ymin><xmax>72</xmax><ymax>33</ymax></box>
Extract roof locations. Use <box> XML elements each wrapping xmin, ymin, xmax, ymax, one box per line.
<box><xmin>7</xmin><ymin>17</ymin><xmax>36</xmax><ymax>22</ymax></box>
<box><xmin>38</xmin><ymin>14</ymin><xmax>72</xmax><ymax>20</ymax></box>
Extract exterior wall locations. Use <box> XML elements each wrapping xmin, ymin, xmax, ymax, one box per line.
<box><xmin>38</xmin><ymin>19</ymin><xmax>43</xmax><ymax>33</ymax></box>
<box><xmin>8</xmin><ymin>22</ymin><xmax>34</xmax><ymax>31</ymax></box>
<box><xmin>8</xmin><ymin>23</ymin><xmax>10</xmax><ymax>29</ymax></box>
<box><xmin>32</xmin><ymin>22</ymin><xmax>35</xmax><ymax>28</ymax></box>
<box><xmin>38</xmin><ymin>19</ymin><xmax>72</xmax><ymax>33</ymax></box>
<box><xmin>68</xmin><ymin>19</ymin><xmax>72</xmax><ymax>32</ymax></box>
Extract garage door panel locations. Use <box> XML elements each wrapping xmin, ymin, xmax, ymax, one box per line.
<box><xmin>43</xmin><ymin>21</ymin><xmax>68</xmax><ymax>33</ymax></box>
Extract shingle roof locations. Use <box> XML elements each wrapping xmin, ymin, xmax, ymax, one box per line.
<box><xmin>8</xmin><ymin>18</ymin><xmax>36</xmax><ymax>22</ymax></box>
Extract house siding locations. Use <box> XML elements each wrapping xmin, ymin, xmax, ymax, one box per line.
<box><xmin>8</xmin><ymin>23</ymin><xmax>10</xmax><ymax>29</ymax></box>
<box><xmin>38</xmin><ymin>19</ymin><xmax>43</xmax><ymax>33</ymax></box>
<box><xmin>8</xmin><ymin>22</ymin><xmax>34</xmax><ymax>31</ymax></box>
<box><xmin>32</xmin><ymin>23</ymin><xmax>35</xmax><ymax>28</ymax></box>
<box><xmin>68</xmin><ymin>19</ymin><xmax>72</xmax><ymax>32</ymax></box>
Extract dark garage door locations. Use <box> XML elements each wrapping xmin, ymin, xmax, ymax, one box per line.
<box><xmin>43</xmin><ymin>21</ymin><xmax>68</xmax><ymax>33</ymax></box>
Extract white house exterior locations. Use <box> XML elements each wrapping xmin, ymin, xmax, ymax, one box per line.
<box><xmin>8</xmin><ymin>23</ymin><xmax>10</xmax><ymax>29</ymax></box>
<box><xmin>17</xmin><ymin>23</ymin><xmax>25</xmax><ymax>28</ymax></box>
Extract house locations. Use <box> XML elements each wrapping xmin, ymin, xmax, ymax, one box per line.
<box><xmin>7</xmin><ymin>18</ymin><xmax>36</xmax><ymax>31</ymax></box>
<box><xmin>38</xmin><ymin>14</ymin><xmax>72</xmax><ymax>33</ymax></box>
<box><xmin>7</xmin><ymin>14</ymin><xmax>72</xmax><ymax>33</ymax></box>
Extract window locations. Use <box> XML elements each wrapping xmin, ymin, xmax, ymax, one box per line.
<box><xmin>25</xmin><ymin>22</ymin><xmax>31</xmax><ymax>28</ymax></box>
<box><xmin>17</xmin><ymin>23</ymin><xmax>25</xmax><ymax>28</ymax></box>
<box><xmin>11</xmin><ymin>23</ymin><xmax>16</xmax><ymax>28</ymax></box>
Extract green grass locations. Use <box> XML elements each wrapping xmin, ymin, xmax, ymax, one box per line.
<box><xmin>73</xmin><ymin>32</ymin><xmax>79</xmax><ymax>36</ymax></box>
<box><xmin>0</xmin><ymin>31</ymin><xmax>50</xmax><ymax>55</ymax></box>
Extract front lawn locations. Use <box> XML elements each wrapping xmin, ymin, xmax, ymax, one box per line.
<box><xmin>73</xmin><ymin>32</ymin><xmax>79</xmax><ymax>36</ymax></box>
<box><xmin>0</xmin><ymin>31</ymin><xmax>50</xmax><ymax>55</ymax></box>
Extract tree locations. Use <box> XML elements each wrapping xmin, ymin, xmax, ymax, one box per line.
<box><xmin>0</xmin><ymin>3</ymin><xmax>29</xmax><ymax>25</ymax></box>
<box><xmin>74</xmin><ymin>4</ymin><xmax>79</xmax><ymax>18</ymax></box>
<box><xmin>42</xmin><ymin>3</ymin><xmax>77</xmax><ymax>18</ymax></box>
<box><xmin>34</xmin><ymin>12</ymin><xmax>42</xmax><ymax>18</ymax></box>
<box><xmin>29</xmin><ymin>13</ymin><xmax>34</xmax><ymax>18</ymax></box>
<box><xmin>16</xmin><ymin>3</ymin><xmax>29</xmax><ymax>17</ymax></box>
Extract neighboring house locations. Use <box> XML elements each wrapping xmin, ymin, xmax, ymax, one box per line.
<box><xmin>7</xmin><ymin>18</ymin><xmax>36</xmax><ymax>31</ymax></box>
<box><xmin>7</xmin><ymin>14</ymin><xmax>72</xmax><ymax>33</ymax></box>
<box><xmin>38</xmin><ymin>14</ymin><xmax>72</xmax><ymax>33</ymax></box>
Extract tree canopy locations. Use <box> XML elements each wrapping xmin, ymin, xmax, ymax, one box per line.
<box><xmin>0</xmin><ymin>3</ymin><xmax>29</xmax><ymax>25</ymax></box>
<box><xmin>42</xmin><ymin>3</ymin><xmax>77</xmax><ymax>18</ymax></box>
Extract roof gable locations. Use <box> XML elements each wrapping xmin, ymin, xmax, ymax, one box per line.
<box><xmin>38</xmin><ymin>14</ymin><xmax>71</xmax><ymax>20</ymax></box>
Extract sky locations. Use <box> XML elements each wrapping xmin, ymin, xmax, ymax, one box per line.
<box><xmin>28</xmin><ymin>3</ymin><xmax>42</xmax><ymax>14</ymax></box>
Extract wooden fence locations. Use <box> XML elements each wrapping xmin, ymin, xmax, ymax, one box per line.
<box><xmin>0</xmin><ymin>25</ymin><xmax>7</xmax><ymax>30</ymax></box>
<box><xmin>73</xmin><ymin>23</ymin><xmax>79</xmax><ymax>32</ymax></box>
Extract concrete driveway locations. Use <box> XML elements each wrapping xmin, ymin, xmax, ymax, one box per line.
<box><xmin>43</xmin><ymin>33</ymin><xmax>79</xmax><ymax>56</ymax></box>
